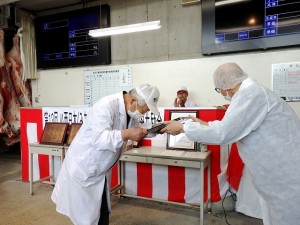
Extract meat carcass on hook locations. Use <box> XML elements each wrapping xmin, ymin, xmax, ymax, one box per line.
<box><xmin>0</xmin><ymin>30</ymin><xmax>20</xmax><ymax>138</ymax></box>
<box><xmin>7</xmin><ymin>58</ymin><xmax>31</xmax><ymax>107</ymax></box>
<box><xmin>7</xmin><ymin>34</ymin><xmax>32</xmax><ymax>107</ymax></box>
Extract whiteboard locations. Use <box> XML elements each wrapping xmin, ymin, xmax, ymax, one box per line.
<box><xmin>272</xmin><ymin>62</ymin><xmax>300</xmax><ymax>102</ymax></box>
<box><xmin>84</xmin><ymin>67</ymin><xmax>133</xmax><ymax>106</ymax></box>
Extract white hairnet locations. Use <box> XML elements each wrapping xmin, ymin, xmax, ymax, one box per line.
<box><xmin>213</xmin><ymin>63</ymin><xmax>248</xmax><ymax>90</ymax></box>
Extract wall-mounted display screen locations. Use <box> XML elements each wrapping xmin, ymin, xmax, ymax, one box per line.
<box><xmin>35</xmin><ymin>5</ymin><xmax>111</xmax><ymax>69</ymax></box>
<box><xmin>202</xmin><ymin>0</ymin><xmax>300</xmax><ymax>55</ymax></box>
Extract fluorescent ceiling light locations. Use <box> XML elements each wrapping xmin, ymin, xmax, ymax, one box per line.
<box><xmin>215</xmin><ymin>0</ymin><xmax>249</xmax><ymax>6</ymax></box>
<box><xmin>89</xmin><ymin>20</ymin><xmax>161</xmax><ymax>37</ymax></box>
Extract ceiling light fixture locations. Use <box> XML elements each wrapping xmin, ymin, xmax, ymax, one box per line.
<box><xmin>89</xmin><ymin>20</ymin><xmax>161</xmax><ymax>37</ymax></box>
<box><xmin>215</xmin><ymin>0</ymin><xmax>250</xmax><ymax>7</ymax></box>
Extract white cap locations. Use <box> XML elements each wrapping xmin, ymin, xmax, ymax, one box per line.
<box><xmin>136</xmin><ymin>84</ymin><xmax>160</xmax><ymax>115</ymax></box>
<box><xmin>177</xmin><ymin>86</ymin><xmax>188</xmax><ymax>93</ymax></box>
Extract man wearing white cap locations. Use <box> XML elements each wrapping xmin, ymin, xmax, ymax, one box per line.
<box><xmin>173</xmin><ymin>86</ymin><xmax>197</xmax><ymax>107</ymax></box>
<box><xmin>51</xmin><ymin>83</ymin><xmax>160</xmax><ymax>225</ymax></box>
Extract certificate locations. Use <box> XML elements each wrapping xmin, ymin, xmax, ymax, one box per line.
<box><xmin>166</xmin><ymin>110</ymin><xmax>198</xmax><ymax>151</ymax></box>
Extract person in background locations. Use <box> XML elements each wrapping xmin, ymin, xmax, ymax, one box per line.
<box><xmin>51</xmin><ymin>83</ymin><xmax>160</xmax><ymax>225</ymax></box>
<box><xmin>173</xmin><ymin>86</ymin><xmax>197</xmax><ymax>107</ymax></box>
<box><xmin>162</xmin><ymin>63</ymin><xmax>300</xmax><ymax>225</ymax></box>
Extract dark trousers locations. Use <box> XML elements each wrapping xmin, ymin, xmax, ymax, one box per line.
<box><xmin>98</xmin><ymin>180</ymin><xmax>109</xmax><ymax>225</ymax></box>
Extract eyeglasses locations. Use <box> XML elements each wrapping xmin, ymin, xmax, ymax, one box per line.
<box><xmin>215</xmin><ymin>88</ymin><xmax>221</xmax><ymax>93</ymax></box>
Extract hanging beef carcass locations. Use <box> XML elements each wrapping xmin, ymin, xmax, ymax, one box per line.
<box><xmin>7</xmin><ymin>34</ymin><xmax>32</xmax><ymax>107</ymax></box>
<box><xmin>0</xmin><ymin>30</ymin><xmax>20</xmax><ymax>138</ymax></box>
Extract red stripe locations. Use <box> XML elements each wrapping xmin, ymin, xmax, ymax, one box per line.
<box><xmin>20</xmin><ymin>108</ymin><xmax>44</xmax><ymax>181</ymax></box>
<box><xmin>139</xmin><ymin>139</ymin><xmax>151</xmax><ymax>146</ymax></box>
<box><xmin>137</xmin><ymin>163</ymin><xmax>152</xmax><ymax>198</ymax></box>
<box><xmin>37</xmin><ymin>154</ymin><xmax>49</xmax><ymax>180</ymax></box>
<box><xmin>227</xmin><ymin>143</ymin><xmax>244</xmax><ymax>190</ymax></box>
<box><xmin>110</xmin><ymin>164</ymin><xmax>119</xmax><ymax>188</ymax></box>
<box><xmin>199</xmin><ymin>109</ymin><xmax>226</xmax><ymax>122</ymax></box>
<box><xmin>164</xmin><ymin>110</ymin><xmax>171</xmax><ymax>121</ymax></box>
<box><xmin>168</xmin><ymin>166</ymin><xmax>185</xmax><ymax>202</ymax></box>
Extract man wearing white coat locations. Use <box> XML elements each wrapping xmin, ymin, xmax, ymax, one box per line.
<box><xmin>51</xmin><ymin>83</ymin><xmax>160</xmax><ymax>225</ymax></box>
<box><xmin>161</xmin><ymin>63</ymin><xmax>300</xmax><ymax>225</ymax></box>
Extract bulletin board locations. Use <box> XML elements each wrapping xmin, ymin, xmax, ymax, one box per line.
<box><xmin>84</xmin><ymin>67</ymin><xmax>133</xmax><ymax>106</ymax></box>
<box><xmin>272</xmin><ymin>62</ymin><xmax>300</xmax><ymax>101</ymax></box>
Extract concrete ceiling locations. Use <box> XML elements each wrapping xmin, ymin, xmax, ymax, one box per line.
<box><xmin>15</xmin><ymin>0</ymin><xmax>97</xmax><ymax>13</ymax></box>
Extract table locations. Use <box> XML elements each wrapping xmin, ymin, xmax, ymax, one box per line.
<box><xmin>117</xmin><ymin>146</ymin><xmax>211</xmax><ymax>225</ymax></box>
<box><xmin>29</xmin><ymin>143</ymin><xmax>65</xmax><ymax>195</ymax></box>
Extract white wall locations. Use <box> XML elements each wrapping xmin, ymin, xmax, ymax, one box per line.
<box><xmin>32</xmin><ymin>48</ymin><xmax>300</xmax><ymax>117</ymax></box>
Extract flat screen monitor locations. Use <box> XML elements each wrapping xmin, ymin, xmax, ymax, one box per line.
<box><xmin>201</xmin><ymin>0</ymin><xmax>300</xmax><ymax>55</ymax></box>
<box><xmin>35</xmin><ymin>5</ymin><xmax>111</xmax><ymax>69</ymax></box>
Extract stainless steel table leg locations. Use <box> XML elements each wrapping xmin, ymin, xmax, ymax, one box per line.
<box><xmin>29</xmin><ymin>152</ymin><xmax>33</xmax><ymax>195</ymax></box>
<box><xmin>208</xmin><ymin>157</ymin><xmax>211</xmax><ymax>211</ymax></box>
<box><xmin>50</xmin><ymin>155</ymin><xmax>54</xmax><ymax>182</ymax></box>
<box><xmin>200</xmin><ymin>162</ymin><xmax>204</xmax><ymax>225</ymax></box>
<box><xmin>120</xmin><ymin>160</ymin><xmax>125</xmax><ymax>195</ymax></box>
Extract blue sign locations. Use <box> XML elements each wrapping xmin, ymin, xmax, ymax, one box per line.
<box><xmin>239</xmin><ymin>31</ymin><xmax>249</xmax><ymax>40</ymax></box>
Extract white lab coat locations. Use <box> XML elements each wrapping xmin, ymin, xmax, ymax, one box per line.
<box><xmin>184</xmin><ymin>78</ymin><xmax>300</xmax><ymax>225</ymax></box>
<box><xmin>51</xmin><ymin>92</ymin><xmax>139</xmax><ymax>225</ymax></box>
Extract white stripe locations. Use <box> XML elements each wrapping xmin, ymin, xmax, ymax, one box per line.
<box><xmin>53</xmin><ymin>156</ymin><xmax>61</xmax><ymax>182</ymax></box>
<box><xmin>236</xmin><ymin>166</ymin><xmax>262</xmax><ymax>219</ymax></box>
<box><xmin>27</xmin><ymin>123</ymin><xmax>40</xmax><ymax>181</ymax></box>
<box><xmin>124</xmin><ymin>162</ymin><xmax>137</xmax><ymax>195</ymax></box>
<box><xmin>152</xmin><ymin>164</ymin><xmax>168</xmax><ymax>200</ymax></box>
<box><xmin>218</xmin><ymin>144</ymin><xmax>231</xmax><ymax>197</ymax></box>
<box><xmin>184</xmin><ymin>168</ymin><xmax>201</xmax><ymax>204</ymax></box>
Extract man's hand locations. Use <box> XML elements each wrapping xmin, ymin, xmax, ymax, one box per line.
<box><xmin>122</xmin><ymin>127</ymin><xmax>147</xmax><ymax>142</ymax></box>
<box><xmin>160</xmin><ymin>120</ymin><xmax>184</xmax><ymax>135</ymax></box>
<box><xmin>189</xmin><ymin>115</ymin><xmax>208</xmax><ymax>126</ymax></box>
<box><xmin>174</xmin><ymin>98</ymin><xmax>185</xmax><ymax>107</ymax></box>
<box><xmin>174</xmin><ymin>98</ymin><xmax>180</xmax><ymax>107</ymax></box>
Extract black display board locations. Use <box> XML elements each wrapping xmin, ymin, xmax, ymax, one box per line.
<box><xmin>35</xmin><ymin>4</ymin><xmax>111</xmax><ymax>69</ymax></box>
<box><xmin>202</xmin><ymin>0</ymin><xmax>300</xmax><ymax>55</ymax></box>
